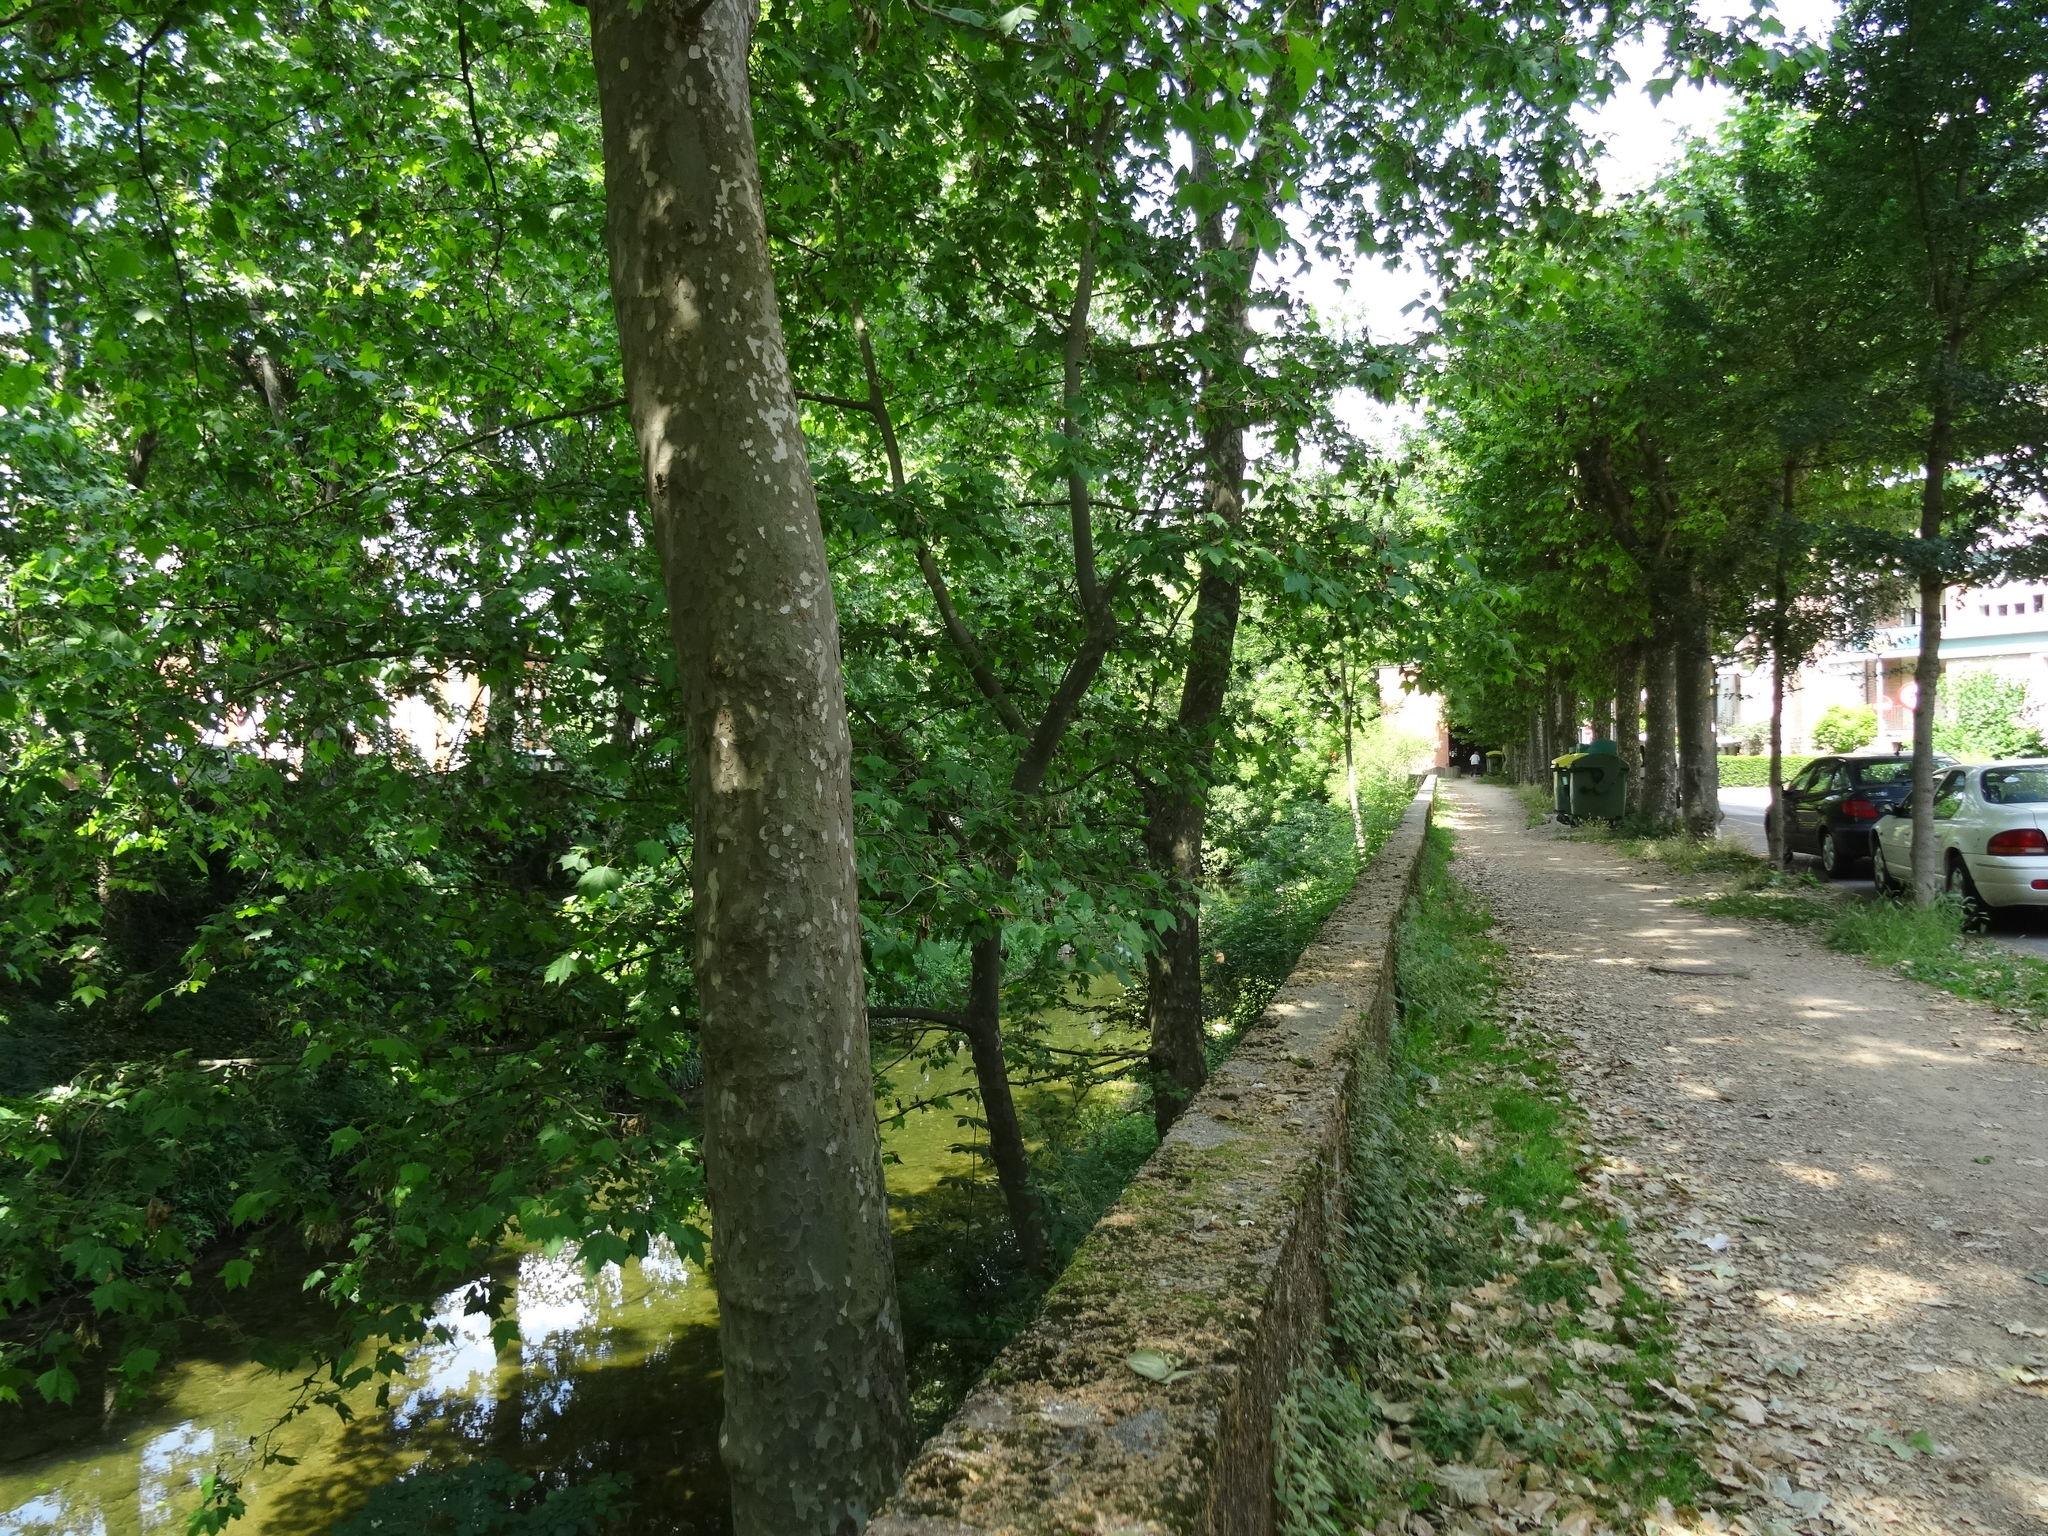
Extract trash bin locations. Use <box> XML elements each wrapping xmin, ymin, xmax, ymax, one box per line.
<box><xmin>1552</xmin><ymin>754</ymin><xmax>1577</xmax><ymax>819</ymax></box>
<box><xmin>1485</xmin><ymin>750</ymin><xmax>1504</xmax><ymax>778</ymax></box>
<box><xmin>1562</xmin><ymin>739</ymin><xmax>1627</xmax><ymax>823</ymax></box>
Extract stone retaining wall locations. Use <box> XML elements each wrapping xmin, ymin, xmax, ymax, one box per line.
<box><xmin>873</xmin><ymin>778</ymin><xmax>1438</xmax><ymax>1536</ymax></box>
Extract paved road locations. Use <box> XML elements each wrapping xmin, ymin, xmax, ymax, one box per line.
<box><xmin>1719</xmin><ymin>786</ymin><xmax>2048</xmax><ymax>959</ymax></box>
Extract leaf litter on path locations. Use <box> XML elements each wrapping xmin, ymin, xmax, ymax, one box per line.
<box><xmin>1414</xmin><ymin>785</ymin><xmax>2048</xmax><ymax>1536</ymax></box>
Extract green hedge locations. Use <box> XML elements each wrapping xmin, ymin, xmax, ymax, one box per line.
<box><xmin>1715</xmin><ymin>754</ymin><xmax>1814</xmax><ymax>789</ymax></box>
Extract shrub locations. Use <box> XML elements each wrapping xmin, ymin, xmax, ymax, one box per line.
<box><xmin>1934</xmin><ymin>672</ymin><xmax>2046</xmax><ymax>759</ymax></box>
<box><xmin>1812</xmin><ymin>704</ymin><xmax>1878</xmax><ymax>754</ymax></box>
<box><xmin>1715</xmin><ymin>754</ymin><xmax>1814</xmax><ymax>789</ymax></box>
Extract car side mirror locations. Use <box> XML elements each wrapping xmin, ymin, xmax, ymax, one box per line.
<box><xmin>1888</xmin><ymin>804</ymin><xmax>1910</xmax><ymax>817</ymax></box>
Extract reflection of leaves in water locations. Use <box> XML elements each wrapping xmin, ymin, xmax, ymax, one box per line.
<box><xmin>334</xmin><ymin>1461</ymin><xmax>629</xmax><ymax>1535</ymax></box>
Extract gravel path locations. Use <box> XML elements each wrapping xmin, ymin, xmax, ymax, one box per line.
<box><xmin>1440</xmin><ymin>781</ymin><xmax>2048</xmax><ymax>1536</ymax></box>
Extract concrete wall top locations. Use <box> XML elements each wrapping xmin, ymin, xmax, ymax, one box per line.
<box><xmin>872</xmin><ymin>779</ymin><xmax>1437</xmax><ymax>1536</ymax></box>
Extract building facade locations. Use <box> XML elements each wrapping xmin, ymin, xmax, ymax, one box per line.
<box><xmin>1717</xmin><ymin>577</ymin><xmax>2048</xmax><ymax>753</ymax></box>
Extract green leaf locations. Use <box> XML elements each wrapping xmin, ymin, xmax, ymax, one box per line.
<box><xmin>36</xmin><ymin>1364</ymin><xmax>78</xmax><ymax>1405</ymax></box>
<box><xmin>118</xmin><ymin>1346</ymin><xmax>162</xmax><ymax>1377</ymax></box>
<box><xmin>221</xmin><ymin>1259</ymin><xmax>255</xmax><ymax>1291</ymax></box>
<box><xmin>228</xmin><ymin>1190</ymin><xmax>277</xmax><ymax>1225</ymax></box>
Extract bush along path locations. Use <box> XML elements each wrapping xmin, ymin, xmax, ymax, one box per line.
<box><xmin>1404</xmin><ymin>780</ymin><xmax>2048</xmax><ymax>1536</ymax></box>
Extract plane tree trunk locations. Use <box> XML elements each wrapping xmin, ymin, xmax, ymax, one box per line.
<box><xmin>1909</xmin><ymin>342</ymin><xmax>1959</xmax><ymax>904</ymax></box>
<box><xmin>1614</xmin><ymin>644</ymin><xmax>1643</xmax><ymax>817</ymax></box>
<box><xmin>1641</xmin><ymin>636</ymin><xmax>1679</xmax><ymax>831</ymax></box>
<box><xmin>1767</xmin><ymin>462</ymin><xmax>1795</xmax><ymax>870</ymax></box>
<box><xmin>588</xmin><ymin>2</ymin><xmax>908</xmax><ymax>1527</ymax></box>
<box><xmin>1675</xmin><ymin>595</ymin><xmax>1719</xmax><ymax>838</ymax></box>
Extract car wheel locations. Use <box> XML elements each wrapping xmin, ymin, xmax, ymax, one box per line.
<box><xmin>1946</xmin><ymin>857</ymin><xmax>1990</xmax><ymax>932</ymax></box>
<box><xmin>1819</xmin><ymin>830</ymin><xmax>1843</xmax><ymax>880</ymax></box>
<box><xmin>1872</xmin><ymin>842</ymin><xmax>1896</xmax><ymax>896</ymax></box>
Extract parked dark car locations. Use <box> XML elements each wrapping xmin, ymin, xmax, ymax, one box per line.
<box><xmin>1763</xmin><ymin>753</ymin><xmax>1955</xmax><ymax>878</ymax></box>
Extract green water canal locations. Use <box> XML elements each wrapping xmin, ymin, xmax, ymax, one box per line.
<box><xmin>1</xmin><ymin>989</ymin><xmax>1136</xmax><ymax>1535</ymax></box>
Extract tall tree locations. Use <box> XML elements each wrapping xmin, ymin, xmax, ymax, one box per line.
<box><xmin>587</xmin><ymin>0</ymin><xmax>908</xmax><ymax>1528</ymax></box>
<box><xmin>1802</xmin><ymin>0</ymin><xmax>2048</xmax><ymax>899</ymax></box>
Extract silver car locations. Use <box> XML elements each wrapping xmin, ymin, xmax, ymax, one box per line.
<box><xmin>1872</xmin><ymin>760</ymin><xmax>2048</xmax><ymax>919</ymax></box>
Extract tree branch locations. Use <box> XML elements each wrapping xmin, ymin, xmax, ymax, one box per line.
<box><xmin>868</xmin><ymin>1007</ymin><xmax>966</xmax><ymax>1029</ymax></box>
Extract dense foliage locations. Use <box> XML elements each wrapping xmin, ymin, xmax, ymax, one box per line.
<box><xmin>8</xmin><ymin>0</ymin><xmax>2044</xmax><ymax>1527</ymax></box>
<box><xmin>0</xmin><ymin>0</ymin><xmax>1652</xmax><ymax>1522</ymax></box>
<box><xmin>1409</xmin><ymin>0</ymin><xmax>2048</xmax><ymax>878</ymax></box>
<box><xmin>1811</xmin><ymin>705</ymin><xmax>1879</xmax><ymax>755</ymax></box>
<box><xmin>1936</xmin><ymin>673</ymin><xmax>2048</xmax><ymax>760</ymax></box>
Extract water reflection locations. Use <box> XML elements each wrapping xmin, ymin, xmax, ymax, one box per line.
<box><xmin>137</xmin><ymin>1427</ymin><xmax>213</xmax><ymax>1528</ymax></box>
<box><xmin>0</xmin><ymin>983</ymin><xmax>1137</xmax><ymax>1536</ymax></box>
<box><xmin>0</xmin><ymin>1493</ymin><xmax>103</xmax><ymax>1536</ymax></box>
<box><xmin>0</xmin><ymin>1237</ymin><xmax>720</xmax><ymax>1536</ymax></box>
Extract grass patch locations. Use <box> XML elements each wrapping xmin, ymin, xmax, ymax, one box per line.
<box><xmin>1609</xmin><ymin>831</ymin><xmax>1768</xmax><ymax>877</ymax></box>
<box><xmin>1653</xmin><ymin>852</ymin><xmax>2048</xmax><ymax>1028</ymax></box>
<box><xmin>1277</xmin><ymin>826</ymin><xmax>1714</xmax><ymax>1536</ymax></box>
<box><xmin>1829</xmin><ymin>898</ymin><xmax>2048</xmax><ymax>1021</ymax></box>
<box><xmin>1513</xmin><ymin>782</ymin><xmax>1553</xmax><ymax>828</ymax></box>
<box><xmin>1687</xmin><ymin>889</ymin><xmax>1832</xmax><ymax>927</ymax></box>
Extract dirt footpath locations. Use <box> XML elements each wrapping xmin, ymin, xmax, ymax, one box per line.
<box><xmin>1440</xmin><ymin>782</ymin><xmax>2048</xmax><ymax>1536</ymax></box>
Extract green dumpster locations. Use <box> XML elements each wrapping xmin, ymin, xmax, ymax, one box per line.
<box><xmin>1551</xmin><ymin>754</ymin><xmax>1576</xmax><ymax>818</ymax></box>
<box><xmin>1485</xmin><ymin>750</ymin><xmax>1505</xmax><ymax>778</ymax></box>
<box><xmin>1561</xmin><ymin>739</ymin><xmax>1627</xmax><ymax>823</ymax></box>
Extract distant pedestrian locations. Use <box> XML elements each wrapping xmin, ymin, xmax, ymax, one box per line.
<box><xmin>1469</xmin><ymin>750</ymin><xmax>1482</xmax><ymax>778</ymax></box>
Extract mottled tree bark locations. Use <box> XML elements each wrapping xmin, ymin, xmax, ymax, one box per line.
<box><xmin>1641</xmin><ymin>638</ymin><xmax>1679</xmax><ymax>831</ymax></box>
<box><xmin>1674</xmin><ymin>598</ymin><xmax>1720</xmax><ymax>838</ymax></box>
<box><xmin>1908</xmin><ymin>346</ymin><xmax>1958</xmax><ymax>903</ymax></box>
<box><xmin>1550</xmin><ymin>682</ymin><xmax>1579</xmax><ymax>756</ymax></box>
<box><xmin>1614</xmin><ymin>644</ymin><xmax>1643</xmax><ymax>816</ymax></box>
<box><xmin>588</xmin><ymin>3</ymin><xmax>908</xmax><ymax>1530</ymax></box>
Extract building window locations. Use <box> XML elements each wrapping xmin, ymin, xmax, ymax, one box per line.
<box><xmin>1999</xmin><ymin>603</ymin><xmax>2010</xmax><ymax>616</ymax></box>
<box><xmin>2036</xmin><ymin>594</ymin><xmax>2044</xmax><ymax>613</ymax></box>
<box><xmin>1982</xmin><ymin>603</ymin><xmax>1991</xmax><ymax>616</ymax></box>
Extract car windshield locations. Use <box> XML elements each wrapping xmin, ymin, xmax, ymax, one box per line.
<box><xmin>1981</xmin><ymin>767</ymin><xmax>2048</xmax><ymax>805</ymax></box>
<box><xmin>1848</xmin><ymin>760</ymin><xmax>1914</xmax><ymax>785</ymax></box>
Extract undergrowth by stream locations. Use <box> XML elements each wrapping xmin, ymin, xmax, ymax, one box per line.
<box><xmin>901</xmin><ymin>775</ymin><xmax>1418</xmax><ymax>1435</ymax></box>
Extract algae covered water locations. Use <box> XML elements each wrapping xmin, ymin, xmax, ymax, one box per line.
<box><xmin>0</xmin><ymin>988</ymin><xmax>1136</xmax><ymax>1535</ymax></box>
<box><xmin>1</xmin><ymin>1241</ymin><xmax>725</xmax><ymax>1536</ymax></box>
